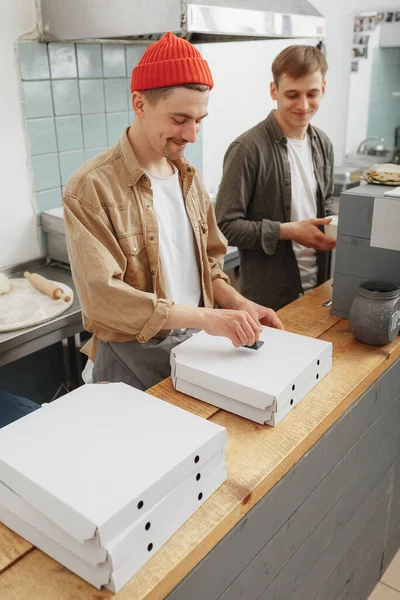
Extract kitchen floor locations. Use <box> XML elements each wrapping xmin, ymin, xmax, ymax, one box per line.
<box><xmin>369</xmin><ymin>550</ymin><xmax>400</xmax><ymax>599</ymax></box>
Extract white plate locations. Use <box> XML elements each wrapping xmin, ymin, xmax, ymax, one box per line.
<box><xmin>0</xmin><ymin>278</ymin><xmax>74</xmax><ymax>332</ymax></box>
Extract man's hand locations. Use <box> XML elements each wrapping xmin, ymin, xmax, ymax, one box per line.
<box><xmin>280</xmin><ymin>218</ymin><xmax>336</xmax><ymax>251</ymax></box>
<box><xmin>210</xmin><ymin>278</ymin><xmax>284</xmax><ymax>345</ymax></box>
<box><xmin>201</xmin><ymin>308</ymin><xmax>263</xmax><ymax>349</ymax></box>
<box><xmin>234</xmin><ymin>298</ymin><xmax>285</xmax><ymax>331</ymax></box>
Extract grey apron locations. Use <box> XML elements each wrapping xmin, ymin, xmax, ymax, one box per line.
<box><xmin>92</xmin><ymin>329</ymin><xmax>199</xmax><ymax>391</ymax></box>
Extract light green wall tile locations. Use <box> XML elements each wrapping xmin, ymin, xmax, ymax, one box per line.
<box><xmin>48</xmin><ymin>43</ymin><xmax>77</xmax><ymax>79</ymax></box>
<box><xmin>79</xmin><ymin>79</ymin><xmax>105</xmax><ymax>114</ymax></box>
<box><xmin>27</xmin><ymin>118</ymin><xmax>57</xmax><ymax>155</ymax></box>
<box><xmin>23</xmin><ymin>81</ymin><xmax>53</xmax><ymax>118</ymax></box>
<box><xmin>105</xmin><ymin>79</ymin><xmax>128</xmax><ymax>112</ymax></box>
<box><xmin>55</xmin><ymin>116</ymin><xmax>84</xmax><ymax>151</ymax></box>
<box><xmin>77</xmin><ymin>44</ymin><xmax>103</xmax><ymax>78</ymax></box>
<box><xmin>19</xmin><ymin>42</ymin><xmax>50</xmax><ymax>80</ymax></box>
<box><xmin>32</xmin><ymin>154</ymin><xmax>61</xmax><ymax>191</ymax></box>
<box><xmin>52</xmin><ymin>80</ymin><xmax>80</xmax><ymax>115</ymax></box>
<box><xmin>106</xmin><ymin>112</ymin><xmax>129</xmax><ymax>145</ymax></box>
<box><xmin>102</xmin><ymin>45</ymin><xmax>126</xmax><ymax>77</ymax></box>
<box><xmin>36</xmin><ymin>188</ymin><xmax>63</xmax><ymax>213</ymax></box>
<box><xmin>59</xmin><ymin>150</ymin><xmax>85</xmax><ymax>185</ymax></box>
<box><xmin>82</xmin><ymin>114</ymin><xmax>107</xmax><ymax>148</ymax></box>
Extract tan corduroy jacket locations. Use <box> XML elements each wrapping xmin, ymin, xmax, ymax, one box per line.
<box><xmin>63</xmin><ymin>129</ymin><xmax>229</xmax><ymax>360</ymax></box>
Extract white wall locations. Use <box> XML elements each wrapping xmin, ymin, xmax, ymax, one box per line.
<box><xmin>202</xmin><ymin>0</ymin><xmax>395</xmax><ymax>193</ymax></box>
<box><xmin>346</xmin><ymin>27</ymin><xmax>381</xmax><ymax>155</ymax></box>
<box><xmin>313</xmin><ymin>0</ymin><xmax>397</xmax><ymax>157</ymax></box>
<box><xmin>202</xmin><ymin>37</ymin><xmax>314</xmax><ymax>194</ymax></box>
<box><xmin>0</xmin><ymin>0</ymin><xmax>40</xmax><ymax>270</ymax></box>
<box><xmin>313</xmin><ymin>0</ymin><xmax>398</xmax><ymax>156</ymax></box>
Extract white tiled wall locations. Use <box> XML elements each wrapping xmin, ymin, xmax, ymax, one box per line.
<box><xmin>19</xmin><ymin>41</ymin><xmax>138</xmax><ymax>217</ymax></box>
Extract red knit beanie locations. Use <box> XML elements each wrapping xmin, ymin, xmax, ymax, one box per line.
<box><xmin>131</xmin><ymin>32</ymin><xmax>214</xmax><ymax>92</ymax></box>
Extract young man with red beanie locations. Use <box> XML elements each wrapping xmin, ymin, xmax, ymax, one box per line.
<box><xmin>64</xmin><ymin>32</ymin><xmax>283</xmax><ymax>390</ymax></box>
<box><xmin>216</xmin><ymin>45</ymin><xmax>336</xmax><ymax>312</ymax></box>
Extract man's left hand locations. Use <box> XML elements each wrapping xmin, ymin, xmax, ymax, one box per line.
<box><xmin>235</xmin><ymin>298</ymin><xmax>285</xmax><ymax>331</ymax></box>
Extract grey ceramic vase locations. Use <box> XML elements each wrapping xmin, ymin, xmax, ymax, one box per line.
<box><xmin>349</xmin><ymin>281</ymin><xmax>400</xmax><ymax>346</ymax></box>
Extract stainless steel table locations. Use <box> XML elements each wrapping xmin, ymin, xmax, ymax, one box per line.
<box><xmin>0</xmin><ymin>261</ymin><xmax>83</xmax><ymax>388</ymax></box>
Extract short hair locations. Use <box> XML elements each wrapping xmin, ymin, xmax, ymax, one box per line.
<box><xmin>272</xmin><ymin>45</ymin><xmax>328</xmax><ymax>86</ymax></box>
<box><xmin>141</xmin><ymin>83</ymin><xmax>209</xmax><ymax>105</ymax></box>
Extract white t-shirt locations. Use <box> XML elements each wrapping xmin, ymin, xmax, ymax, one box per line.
<box><xmin>144</xmin><ymin>165</ymin><xmax>201</xmax><ymax>307</ymax></box>
<box><xmin>287</xmin><ymin>134</ymin><xmax>318</xmax><ymax>293</ymax></box>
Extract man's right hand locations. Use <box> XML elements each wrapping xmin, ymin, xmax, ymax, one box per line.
<box><xmin>280</xmin><ymin>218</ymin><xmax>336</xmax><ymax>251</ymax></box>
<box><xmin>202</xmin><ymin>308</ymin><xmax>263</xmax><ymax>349</ymax></box>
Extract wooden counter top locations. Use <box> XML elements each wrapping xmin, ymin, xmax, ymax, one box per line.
<box><xmin>1</xmin><ymin>281</ymin><xmax>399</xmax><ymax>599</ymax></box>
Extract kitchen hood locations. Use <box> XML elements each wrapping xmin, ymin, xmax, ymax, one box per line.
<box><xmin>37</xmin><ymin>0</ymin><xmax>325</xmax><ymax>43</ymax></box>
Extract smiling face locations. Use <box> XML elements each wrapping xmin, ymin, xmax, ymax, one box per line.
<box><xmin>132</xmin><ymin>85</ymin><xmax>209</xmax><ymax>162</ymax></box>
<box><xmin>270</xmin><ymin>71</ymin><xmax>326</xmax><ymax>137</ymax></box>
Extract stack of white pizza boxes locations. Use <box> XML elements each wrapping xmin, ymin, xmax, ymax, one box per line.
<box><xmin>0</xmin><ymin>383</ymin><xmax>227</xmax><ymax>592</ymax></box>
<box><xmin>171</xmin><ymin>327</ymin><xmax>332</xmax><ymax>426</ymax></box>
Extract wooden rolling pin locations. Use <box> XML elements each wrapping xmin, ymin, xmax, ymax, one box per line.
<box><xmin>24</xmin><ymin>272</ymin><xmax>71</xmax><ymax>302</ymax></box>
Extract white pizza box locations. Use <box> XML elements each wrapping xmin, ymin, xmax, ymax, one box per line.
<box><xmin>105</xmin><ymin>450</ymin><xmax>224</xmax><ymax>570</ymax></box>
<box><xmin>107</xmin><ymin>462</ymin><xmax>227</xmax><ymax>593</ymax></box>
<box><xmin>0</xmin><ymin>449</ymin><xmax>224</xmax><ymax>569</ymax></box>
<box><xmin>0</xmin><ymin>463</ymin><xmax>227</xmax><ymax>593</ymax></box>
<box><xmin>175</xmin><ymin>379</ymin><xmax>315</xmax><ymax>426</ymax></box>
<box><xmin>176</xmin><ymin>379</ymin><xmax>273</xmax><ymax>425</ymax></box>
<box><xmin>171</xmin><ymin>327</ymin><xmax>332</xmax><ymax>416</ymax></box>
<box><xmin>0</xmin><ymin>383</ymin><xmax>227</xmax><ymax>546</ymax></box>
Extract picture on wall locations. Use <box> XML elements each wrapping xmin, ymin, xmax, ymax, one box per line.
<box><xmin>353</xmin><ymin>14</ymin><xmax>377</xmax><ymax>32</ymax></box>
<box><xmin>353</xmin><ymin>34</ymin><xmax>370</xmax><ymax>45</ymax></box>
<box><xmin>351</xmin><ymin>13</ymin><xmax>374</xmax><ymax>61</ymax></box>
<box><xmin>352</xmin><ymin>47</ymin><xmax>368</xmax><ymax>59</ymax></box>
<box><xmin>351</xmin><ymin>60</ymin><xmax>359</xmax><ymax>73</ymax></box>
<box><xmin>395</xmin><ymin>11</ymin><xmax>400</xmax><ymax>22</ymax></box>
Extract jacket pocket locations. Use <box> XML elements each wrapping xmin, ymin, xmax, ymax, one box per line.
<box><xmin>118</xmin><ymin>233</ymin><xmax>152</xmax><ymax>291</ymax></box>
<box><xmin>118</xmin><ymin>233</ymin><xmax>146</xmax><ymax>256</ymax></box>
